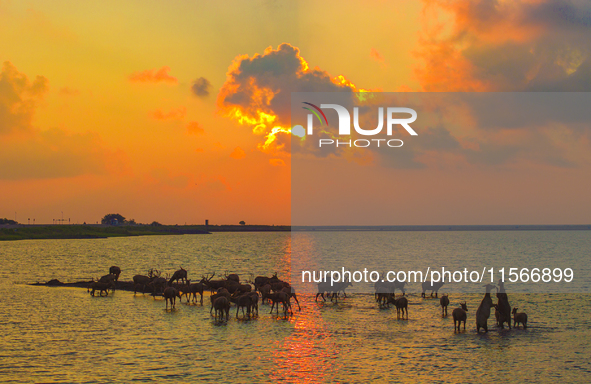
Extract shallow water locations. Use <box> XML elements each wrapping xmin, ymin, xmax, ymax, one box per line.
<box><xmin>0</xmin><ymin>232</ymin><xmax>590</xmax><ymax>383</ymax></box>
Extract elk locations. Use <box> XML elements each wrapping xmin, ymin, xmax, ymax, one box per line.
<box><xmin>512</xmin><ymin>307</ymin><xmax>528</xmax><ymax>329</ymax></box>
<box><xmin>224</xmin><ymin>280</ymin><xmax>242</xmax><ymax>294</ymax></box>
<box><xmin>387</xmin><ymin>296</ymin><xmax>408</xmax><ymax>319</ymax></box>
<box><xmin>440</xmin><ymin>294</ymin><xmax>450</xmax><ymax>317</ymax></box>
<box><xmin>213</xmin><ymin>296</ymin><xmax>230</xmax><ymax>321</ymax></box>
<box><xmin>133</xmin><ymin>274</ymin><xmax>152</xmax><ymax>294</ymax></box>
<box><xmin>133</xmin><ymin>269</ymin><xmax>159</xmax><ymax>294</ymax></box>
<box><xmin>203</xmin><ymin>273</ymin><xmax>227</xmax><ymax>293</ymax></box>
<box><xmin>149</xmin><ymin>277</ymin><xmax>167</xmax><ymax>296</ymax></box>
<box><xmin>476</xmin><ymin>284</ymin><xmax>496</xmax><ymax>333</ymax></box>
<box><xmin>163</xmin><ymin>286</ymin><xmax>181</xmax><ymax>310</ymax></box>
<box><xmin>259</xmin><ymin>284</ymin><xmax>272</xmax><ymax>304</ymax></box>
<box><xmin>268</xmin><ymin>291</ymin><xmax>292</xmax><ymax>316</ymax></box>
<box><xmin>316</xmin><ymin>281</ymin><xmax>352</xmax><ymax>302</ymax></box>
<box><xmin>188</xmin><ymin>273</ymin><xmax>213</xmax><ymax>305</ymax></box>
<box><xmin>495</xmin><ymin>280</ymin><xmax>511</xmax><ymax>329</ymax></box>
<box><xmin>316</xmin><ymin>281</ymin><xmax>333</xmax><ymax>302</ymax></box>
<box><xmin>210</xmin><ymin>289</ymin><xmax>231</xmax><ymax>315</ymax></box>
<box><xmin>237</xmin><ymin>283</ymin><xmax>252</xmax><ymax>294</ymax></box>
<box><xmin>99</xmin><ymin>274</ymin><xmax>116</xmax><ymax>284</ymax></box>
<box><xmin>452</xmin><ymin>302</ymin><xmax>468</xmax><ymax>331</ymax></box>
<box><xmin>422</xmin><ymin>281</ymin><xmax>445</xmax><ymax>298</ymax></box>
<box><xmin>225</xmin><ymin>271</ymin><xmax>240</xmax><ymax>283</ymax></box>
<box><xmin>169</xmin><ymin>267</ymin><xmax>188</xmax><ymax>285</ymax></box>
<box><xmin>329</xmin><ymin>281</ymin><xmax>353</xmax><ymax>303</ymax></box>
<box><xmin>254</xmin><ymin>272</ymin><xmax>279</xmax><ymax>290</ymax></box>
<box><xmin>332</xmin><ymin>281</ymin><xmax>353</xmax><ymax>301</ymax></box>
<box><xmin>375</xmin><ymin>279</ymin><xmax>406</xmax><ymax>296</ymax></box>
<box><xmin>234</xmin><ymin>294</ymin><xmax>253</xmax><ymax>319</ymax></box>
<box><xmin>188</xmin><ymin>282</ymin><xmax>204</xmax><ymax>304</ymax></box>
<box><xmin>173</xmin><ymin>280</ymin><xmax>192</xmax><ymax>302</ymax></box>
<box><xmin>247</xmin><ymin>291</ymin><xmax>259</xmax><ymax>315</ymax></box>
<box><xmin>89</xmin><ymin>280</ymin><xmax>114</xmax><ymax>296</ymax></box>
<box><xmin>281</xmin><ymin>286</ymin><xmax>301</xmax><ymax>311</ymax></box>
<box><xmin>109</xmin><ymin>266</ymin><xmax>121</xmax><ymax>281</ymax></box>
<box><xmin>375</xmin><ymin>280</ymin><xmax>406</xmax><ymax>308</ymax></box>
<box><xmin>375</xmin><ymin>280</ymin><xmax>396</xmax><ymax>308</ymax></box>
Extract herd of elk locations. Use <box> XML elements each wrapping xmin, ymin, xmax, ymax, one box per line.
<box><xmin>138</xmin><ymin>269</ymin><xmax>300</xmax><ymax>320</ymax></box>
<box><xmin>88</xmin><ymin>266</ymin><xmax>530</xmax><ymax>331</ymax></box>
<box><xmin>372</xmin><ymin>280</ymin><xmax>529</xmax><ymax>333</ymax></box>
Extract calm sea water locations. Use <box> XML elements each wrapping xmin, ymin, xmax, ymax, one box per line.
<box><xmin>0</xmin><ymin>231</ymin><xmax>590</xmax><ymax>383</ymax></box>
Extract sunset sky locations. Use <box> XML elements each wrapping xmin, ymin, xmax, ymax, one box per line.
<box><xmin>1</xmin><ymin>0</ymin><xmax>590</xmax><ymax>225</ymax></box>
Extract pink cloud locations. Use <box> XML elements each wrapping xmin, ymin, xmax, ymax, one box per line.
<box><xmin>186</xmin><ymin>121</ymin><xmax>204</xmax><ymax>135</ymax></box>
<box><xmin>230</xmin><ymin>146</ymin><xmax>246</xmax><ymax>159</ymax></box>
<box><xmin>269</xmin><ymin>158</ymin><xmax>285</xmax><ymax>166</ymax></box>
<box><xmin>370</xmin><ymin>48</ymin><xmax>386</xmax><ymax>66</ymax></box>
<box><xmin>150</xmin><ymin>106</ymin><xmax>186</xmax><ymax>120</ymax></box>
<box><xmin>129</xmin><ymin>66</ymin><xmax>177</xmax><ymax>84</ymax></box>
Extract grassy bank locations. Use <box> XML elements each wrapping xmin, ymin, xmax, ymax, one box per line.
<box><xmin>0</xmin><ymin>224</ymin><xmax>290</xmax><ymax>241</ymax></box>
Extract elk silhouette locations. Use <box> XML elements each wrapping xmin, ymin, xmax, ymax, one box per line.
<box><xmin>109</xmin><ymin>266</ymin><xmax>121</xmax><ymax>281</ymax></box>
<box><xmin>452</xmin><ymin>301</ymin><xmax>468</xmax><ymax>331</ymax></box>
<box><xmin>169</xmin><ymin>267</ymin><xmax>188</xmax><ymax>285</ymax></box>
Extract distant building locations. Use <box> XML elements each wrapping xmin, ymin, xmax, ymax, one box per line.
<box><xmin>205</xmin><ymin>219</ymin><xmax>209</xmax><ymax>226</ymax></box>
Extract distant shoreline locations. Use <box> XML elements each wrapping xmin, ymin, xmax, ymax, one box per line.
<box><xmin>1</xmin><ymin>224</ymin><xmax>589</xmax><ymax>241</ymax></box>
<box><xmin>292</xmin><ymin>225</ymin><xmax>591</xmax><ymax>231</ymax></box>
<box><xmin>0</xmin><ymin>224</ymin><xmax>290</xmax><ymax>241</ymax></box>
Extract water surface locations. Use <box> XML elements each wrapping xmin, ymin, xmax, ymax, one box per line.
<box><xmin>0</xmin><ymin>232</ymin><xmax>589</xmax><ymax>383</ymax></box>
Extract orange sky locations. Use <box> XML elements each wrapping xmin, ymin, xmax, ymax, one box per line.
<box><xmin>1</xmin><ymin>0</ymin><xmax>590</xmax><ymax>225</ymax></box>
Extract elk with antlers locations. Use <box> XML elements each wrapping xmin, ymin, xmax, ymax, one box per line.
<box><xmin>188</xmin><ymin>273</ymin><xmax>214</xmax><ymax>305</ymax></box>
